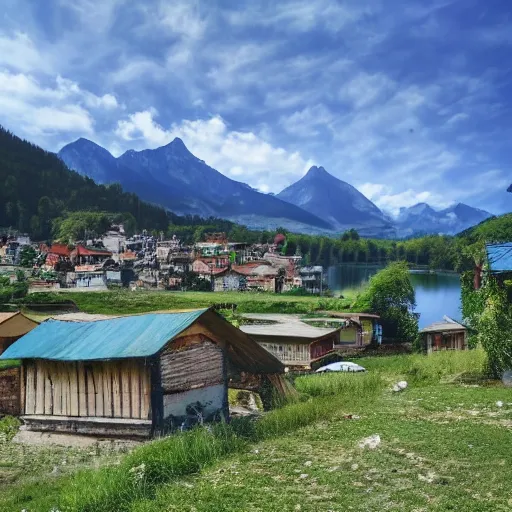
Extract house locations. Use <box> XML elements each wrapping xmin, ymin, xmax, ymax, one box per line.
<box><xmin>299</xmin><ymin>266</ymin><xmax>324</xmax><ymax>294</ymax></box>
<box><xmin>319</xmin><ymin>312</ymin><xmax>382</xmax><ymax>347</ymax></box>
<box><xmin>240</xmin><ymin>314</ymin><xmax>342</xmax><ymax>369</ymax></box>
<box><xmin>70</xmin><ymin>245</ymin><xmax>113</xmax><ymax>267</ymax></box>
<box><xmin>0</xmin><ymin>309</ymin><xmax>284</xmax><ymax>438</ymax></box>
<box><xmin>0</xmin><ymin>312</ymin><xmax>38</xmax><ymax>415</ymax></box>
<box><xmin>420</xmin><ymin>316</ymin><xmax>468</xmax><ymax>353</ymax></box>
<box><xmin>232</xmin><ymin>262</ymin><xmax>279</xmax><ymax>292</ymax></box>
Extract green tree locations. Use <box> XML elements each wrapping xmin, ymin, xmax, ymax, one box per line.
<box><xmin>19</xmin><ymin>245</ymin><xmax>37</xmax><ymax>267</ymax></box>
<box><xmin>353</xmin><ymin>262</ymin><xmax>418</xmax><ymax>342</ymax></box>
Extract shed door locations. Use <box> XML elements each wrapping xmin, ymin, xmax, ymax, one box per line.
<box><xmin>24</xmin><ymin>360</ymin><xmax>151</xmax><ymax>419</ymax></box>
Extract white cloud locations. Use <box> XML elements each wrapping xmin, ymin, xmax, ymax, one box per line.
<box><xmin>445</xmin><ymin>112</ymin><xmax>469</xmax><ymax>125</ymax></box>
<box><xmin>339</xmin><ymin>72</ymin><xmax>395</xmax><ymax>109</ymax></box>
<box><xmin>359</xmin><ymin>183</ymin><xmax>452</xmax><ymax>216</ymax></box>
<box><xmin>0</xmin><ymin>70</ymin><xmax>121</xmax><ymax>146</ymax></box>
<box><xmin>0</xmin><ymin>32</ymin><xmax>47</xmax><ymax>73</ymax></box>
<box><xmin>226</xmin><ymin>0</ymin><xmax>373</xmax><ymax>34</ymax></box>
<box><xmin>279</xmin><ymin>104</ymin><xmax>334</xmax><ymax>137</ymax></box>
<box><xmin>158</xmin><ymin>1</ymin><xmax>208</xmax><ymax>41</ymax></box>
<box><xmin>115</xmin><ymin>111</ymin><xmax>315</xmax><ymax>191</ymax></box>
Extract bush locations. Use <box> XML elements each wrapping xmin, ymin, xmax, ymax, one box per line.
<box><xmin>0</xmin><ymin>416</ymin><xmax>21</xmax><ymax>442</ymax></box>
<box><xmin>353</xmin><ymin>261</ymin><xmax>418</xmax><ymax>342</ymax></box>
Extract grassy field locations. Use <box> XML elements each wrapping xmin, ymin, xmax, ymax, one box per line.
<box><xmin>2</xmin><ymin>350</ymin><xmax>511</xmax><ymax>511</ymax></box>
<box><xmin>20</xmin><ymin>290</ymin><xmax>354</xmax><ymax>316</ymax></box>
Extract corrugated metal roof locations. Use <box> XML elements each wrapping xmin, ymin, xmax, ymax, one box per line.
<box><xmin>486</xmin><ymin>243</ymin><xmax>512</xmax><ymax>273</ymax></box>
<box><xmin>0</xmin><ymin>309</ymin><xmax>207</xmax><ymax>361</ymax></box>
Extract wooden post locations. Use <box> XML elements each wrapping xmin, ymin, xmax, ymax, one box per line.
<box><xmin>150</xmin><ymin>359</ymin><xmax>163</xmax><ymax>435</ymax></box>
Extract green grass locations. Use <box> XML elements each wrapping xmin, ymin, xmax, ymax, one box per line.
<box><xmin>0</xmin><ymin>360</ymin><xmax>20</xmax><ymax>370</ymax></box>
<box><xmin>2</xmin><ymin>350</ymin><xmax>509</xmax><ymax>512</ymax></box>
<box><xmin>132</xmin><ymin>384</ymin><xmax>512</xmax><ymax>512</ymax></box>
<box><xmin>21</xmin><ymin>290</ymin><xmax>352</xmax><ymax>315</ymax></box>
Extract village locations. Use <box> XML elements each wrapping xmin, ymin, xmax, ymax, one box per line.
<box><xmin>0</xmin><ymin>228</ymin><xmax>325</xmax><ymax>294</ymax></box>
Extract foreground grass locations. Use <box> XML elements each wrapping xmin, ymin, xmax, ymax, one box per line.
<box><xmin>21</xmin><ymin>290</ymin><xmax>352</xmax><ymax>315</ymax></box>
<box><xmin>133</xmin><ymin>384</ymin><xmax>512</xmax><ymax>512</ymax></box>
<box><xmin>3</xmin><ymin>350</ymin><xmax>509</xmax><ymax>512</ymax></box>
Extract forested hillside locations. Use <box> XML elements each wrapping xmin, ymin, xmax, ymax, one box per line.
<box><xmin>0</xmin><ymin>126</ymin><xmax>169</xmax><ymax>239</ymax></box>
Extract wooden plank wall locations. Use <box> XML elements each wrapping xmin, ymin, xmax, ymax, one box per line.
<box><xmin>160</xmin><ymin>336</ymin><xmax>224</xmax><ymax>393</ymax></box>
<box><xmin>24</xmin><ymin>360</ymin><xmax>151</xmax><ymax>419</ymax></box>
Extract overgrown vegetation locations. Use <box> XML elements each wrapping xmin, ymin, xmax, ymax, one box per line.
<box><xmin>353</xmin><ymin>261</ymin><xmax>418</xmax><ymax>342</ymax></box>
<box><xmin>462</xmin><ymin>271</ymin><xmax>512</xmax><ymax>377</ymax></box>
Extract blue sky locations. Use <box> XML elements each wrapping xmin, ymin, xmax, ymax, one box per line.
<box><xmin>0</xmin><ymin>0</ymin><xmax>511</xmax><ymax>215</ymax></box>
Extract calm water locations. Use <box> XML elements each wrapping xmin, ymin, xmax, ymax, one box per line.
<box><xmin>327</xmin><ymin>264</ymin><xmax>462</xmax><ymax>329</ymax></box>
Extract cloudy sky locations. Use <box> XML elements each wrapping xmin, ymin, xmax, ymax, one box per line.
<box><xmin>1</xmin><ymin>0</ymin><xmax>511</xmax><ymax>215</ymax></box>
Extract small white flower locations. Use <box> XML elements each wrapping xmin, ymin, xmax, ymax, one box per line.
<box><xmin>299</xmin><ymin>473</ymin><xmax>308</xmax><ymax>479</ymax></box>
<box><xmin>304</xmin><ymin>461</ymin><xmax>312</xmax><ymax>467</ymax></box>
<box><xmin>496</xmin><ymin>401</ymin><xmax>504</xmax><ymax>408</ymax></box>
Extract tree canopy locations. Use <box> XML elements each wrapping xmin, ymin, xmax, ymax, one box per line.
<box><xmin>353</xmin><ymin>262</ymin><xmax>418</xmax><ymax>342</ymax></box>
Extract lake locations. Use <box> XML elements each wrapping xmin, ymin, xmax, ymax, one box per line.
<box><xmin>327</xmin><ymin>264</ymin><xmax>462</xmax><ymax>329</ymax></box>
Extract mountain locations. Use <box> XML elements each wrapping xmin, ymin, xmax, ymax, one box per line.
<box><xmin>59</xmin><ymin>138</ymin><xmax>333</xmax><ymax>233</ymax></box>
<box><xmin>396</xmin><ymin>202</ymin><xmax>493</xmax><ymax>236</ymax></box>
<box><xmin>276</xmin><ymin>166</ymin><xmax>394</xmax><ymax>237</ymax></box>
<box><xmin>0</xmin><ymin>126</ymin><xmax>169</xmax><ymax>239</ymax></box>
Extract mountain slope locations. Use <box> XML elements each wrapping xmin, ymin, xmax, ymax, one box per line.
<box><xmin>0</xmin><ymin>126</ymin><xmax>169</xmax><ymax>238</ymax></box>
<box><xmin>59</xmin><ymin>138</ymin><xmax>333</xmax><ymax>233</ymax></box>
<box><xmin>277</xmin><ymin>166</ymin><xmax>393</xmax><ymax>236</ymax></box>
<box><xmin>396</xmin><ymin>202</ymin><xmax>493</xmax><ymax>236</ymax></box>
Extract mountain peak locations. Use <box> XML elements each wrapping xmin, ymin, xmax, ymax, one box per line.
<box><xmin>305</xmin><ymin>165</ymin><xmax>329</xmax><ymax>178</ymax></box>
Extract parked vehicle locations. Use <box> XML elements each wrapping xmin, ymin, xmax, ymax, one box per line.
<box><xmin>315</xmin><ymin>361</ymin><xmax>366</xmax><ymax>373</ymax></box>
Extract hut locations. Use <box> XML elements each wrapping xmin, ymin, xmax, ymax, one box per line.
<box><xmin>420</xmin><ymin>316</ymin><xmax>468</xmax><ymax>354</ymax></box>
<box><xmin>319</xmin><ymin>312</ymin><xmax>381</xmax><ymax>347</ymax></box>
<box><xmin>0</xmin><ymin>312</ymin><xmax>39</xmax><ymax>355</ymax></box>
<box><xmin>240</xmin><ymin>314</ymin><xmax>341</xmax><ymax>369</ymax></box>
<box><xmin>0</xmin><ymin>309</ymin><xmax>284</xmax><ymax>438</ymax></box>
<box><xmin>0</xmin><ymin>312</ymin><xmax>38</xmax><ymax>415</ymax></box>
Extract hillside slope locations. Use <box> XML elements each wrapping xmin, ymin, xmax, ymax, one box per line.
<box><xmin>0</xmin><ymin>126</ymin><xmax>169</xmax><ymax>238</ymax></box>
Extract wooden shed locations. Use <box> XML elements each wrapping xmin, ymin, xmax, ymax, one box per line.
<box><xmin>0</xmin><ymin>309</ymin><xmax>284</xmax><ymax>438</ymax></box>
<box><xmin>420</xmin><ymin>317</ymin><xmax>468</xmax><ymax>354</ymax></box>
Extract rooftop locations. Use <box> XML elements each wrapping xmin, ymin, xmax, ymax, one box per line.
<box><xmin>486</xmin><ymin>243</ymin><xmax>512</xmax><ymax>273</ymax></box>
<box><xmin>240</xmin><ymin>313</ymin><xmax>339</xmax><ymax>339</ymax></box>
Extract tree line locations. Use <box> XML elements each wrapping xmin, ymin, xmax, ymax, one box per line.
<box><xmin>0</xmin><ymin>126</ymin><xmax>169</xmax><ymax>240</ymax></box>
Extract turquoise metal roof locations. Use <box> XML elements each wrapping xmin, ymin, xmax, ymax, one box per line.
<box><xmin>0</xmin><ymin>310</ymin><xmax>207</xmax><ymax>361</ymax></box>
<box><xmin>486</xmin><ymin>243</ymin><xmax>512</xmax><ymax>273</ymax></box>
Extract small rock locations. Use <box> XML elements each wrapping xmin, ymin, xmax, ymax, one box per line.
<box><xmin>351</xmin><ymin>463</ymin><xmax>359</xmax><ymax>470</ymax></box>
<box><xmin>358</xmin><ymin>434</ymin><xmax>381</xmax><ymax>449</ymax></box>
<box><xmin>393</xmin><ymin>381</ymin><xmax>408</xmax><ymax>392</ymax></box>
<box><xmin>299</xmin><ymin>473</ymin><xmax>309</xmax><ymax>479</ymax></box>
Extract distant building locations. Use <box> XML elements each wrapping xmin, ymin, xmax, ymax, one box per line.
<box><xmin>240</xmin><ymin>314</ymin><xmax>342</xmax><ymax>369</ymax></box>
<box><xmin>420</xmin><ymin>317</ymin><xmax>468</xmax><ymax>353</ymax></box>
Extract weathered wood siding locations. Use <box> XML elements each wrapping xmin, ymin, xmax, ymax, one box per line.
<box><xmin>160</xmin><ymin>337</ymin><xmax>224</xmax><ymax>392</ymax></box>
<box><xmin>24</xmin><ymin>360</ymin><xmax>151</xmax><ymax>419</ymax></box>
<box><xmin>0</xmin><ymin>366</ymin><xmax>20</xmax><ymax>415</ymax></box>
<box><xmin>159</xmin><ymin>333</ymin><xmax>227</xmax><ymax>424</ymax></box>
